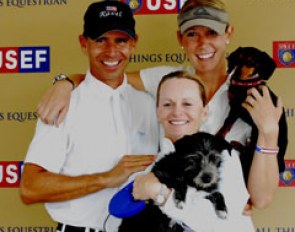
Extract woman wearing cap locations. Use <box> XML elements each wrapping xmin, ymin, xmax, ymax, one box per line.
<box><xmin>38</xmin><ymin>0</ymin><xmax>284</xmax><ymax>221</ymax></box>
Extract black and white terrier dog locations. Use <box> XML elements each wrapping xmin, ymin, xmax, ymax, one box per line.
<box><xmin>118</xmin><ymin>132</ymin><xmax>232</xmax><ymax>232</ymax></box>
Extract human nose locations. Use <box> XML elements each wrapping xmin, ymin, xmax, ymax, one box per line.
<box><xmin>197</xmin><ymin>35</ymin><xmax>208</xmax><ymax>45</ymax></box>
<box><xmin>171</xmin><ymin>104</ymin><xmax>184</xmax><ymax>116</ymax></box>
<box><xmin>104</xmin><ymin>41</ymin><xmax>118</xmax><ymax>54</ymax></box>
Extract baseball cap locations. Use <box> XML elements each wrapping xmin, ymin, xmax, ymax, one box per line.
<box><xmin>83</xmin><ymin>0</ymin><xmax>136</xmax><ymax>40</ymax></box>
<box><xmin>178</xmin><ymin>6</ymin><xmax>229</xmax><ymax>35</ymax></box>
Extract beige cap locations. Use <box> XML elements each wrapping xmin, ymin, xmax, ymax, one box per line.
<box><xmin>178</xmin><ymin>6</ymin><xmax>229</xmax><ymax>35</ymax></box>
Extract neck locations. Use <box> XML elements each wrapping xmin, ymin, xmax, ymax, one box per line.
<box><xmin>103</xmin><ymin>78</ymin><xmax>124</xmax><ymax>89</ymax></box>
<box><xmin>90</xmin><ymin>70</ymin><xmax>124</xmax><ymax>89</ymax></box>
<box><xmin>196</xmin><ymin>65</ymin><xmax>228</xmax><ymax>101</ymax></box>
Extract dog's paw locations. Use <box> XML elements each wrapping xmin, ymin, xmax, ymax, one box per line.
<box><xmin>174</xmin><ymin>200</ymin><xmax>184</xmax><ymax>209</ymax></box>
<box><xmin>216</xmin><ymin>210</ymin><xmax>227</xmax><ymax>219</ymax></box>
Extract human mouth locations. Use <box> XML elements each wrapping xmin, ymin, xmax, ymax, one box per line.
<box><xmin>170</xmin><ymin>120</ymin><xmax>188</xmax><ymax>125</ymax></box>
<box><xmin>196</xmin><ymin>52</ymin><xmax>215</xmax><ymax>59</ymax></box>
<box><xmin>102</xmin><ymin>60</ymin><xmax>120</xmax><ymax>67</ymax></box>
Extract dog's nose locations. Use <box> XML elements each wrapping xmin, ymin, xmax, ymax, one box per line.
<box><xmin>201</xmin><ymin>173</ymin><xmax>212</xmax><ymax>183</ymax></box>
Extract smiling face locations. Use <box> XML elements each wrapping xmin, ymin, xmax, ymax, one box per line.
<box><xmin>177</xmin><ymin>25</ymin><xmax>233</xmax><ymax>76</ymax></box>
<box><xmin>79</xmin><ymin>31</ymin><xmax>137</xmax><ymax>88</ymax></box>
<box><xmin>157</xmin><ymin>78</ymin><xmax>208</xmax><ymax>142</ymax></box>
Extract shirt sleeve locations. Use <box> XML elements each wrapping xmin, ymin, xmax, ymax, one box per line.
<box><xmin>25</xmin><ymin>119</ymin><xmax>68</xmax><ymax>173</ymax></box>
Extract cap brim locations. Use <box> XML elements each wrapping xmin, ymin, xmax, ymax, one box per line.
<box><xmin>180</xmin><ymin>19</ymin><xmax>227</xmax><ymax>35</ymax></box>
<box><xmin>89</xmin><ymin>28</ymin><xmax>136</xmax><ymax>40</ymax></box>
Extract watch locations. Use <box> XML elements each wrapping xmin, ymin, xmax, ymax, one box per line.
<box><xmin>53</xmin><ymin>74</ymin><xmax>75</xmax><ymax>89</ymax></box>
<box><xmin>154</xmin><ymin>184</ymin><xmax>168</xmax><ymax>206</ymax></box>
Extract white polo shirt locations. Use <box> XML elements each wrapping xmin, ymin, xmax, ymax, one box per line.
<box><xmin>25</xmin><ymin>71</ymin><xmax>160</xmax><ymax>229</ymax></box>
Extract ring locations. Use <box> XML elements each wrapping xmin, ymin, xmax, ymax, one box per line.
<box><xmin>248</xmin><ymin>98</ymin><xmax>255</xmax><ymax>106</ymax></box>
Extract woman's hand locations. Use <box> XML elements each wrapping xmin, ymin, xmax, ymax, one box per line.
<box><xmin>132</xmin><ymin>173</ymin><xmax>162</xmax><ymax>200</ymax></box>
<box><xmin>37</xmin><ymin>74</ymin><xmax>85</xmax><ymax>127</ymax></box>
<box><xmin>37</xmin><ymin>80</ymin><xmax>72</xmax><ymax>127</ymax></box>
<box><xmin>242</xmin><ymin>85</ymin><xmax>282</xmax><ymax>142</ymax></box>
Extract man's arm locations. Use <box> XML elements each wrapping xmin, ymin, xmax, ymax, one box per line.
<box><xmin>20</xmin><ymin>154</ymin><xmax>156</xmax><ymax>204</ymax></box>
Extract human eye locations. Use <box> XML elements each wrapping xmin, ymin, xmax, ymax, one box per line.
<box><xmin>183</xmin><ymin>101</ymin><xmax>193</xmax><ymax>107</ymax></box>
<box><xmin>207</xmin><ymin>29</ymin><xmax>219</xmax><ymax>37</ymax></box>
<box><xmin>116</xmin><ymin>37</ymin><xmax>129</xmax><ymax>45</ymax></box>
<box><xmin>161</xmin><ymin>101</ymin><xmax>171</xmax><ymax>107</ymax></box>
<box><xmin>185</xmin><ymin>102</ymin><xmax>193</xmax><ymax>106</ymax></box>
<box><xmin>163</xmin><ymin>102</ymin><xmax>171</xmax><ymax>107</ymax></box>
<box><xmin>94</xmin><ymin>37</ymin><xmax>106</xmax><ymax>43</ymax></box>
<box><xmin>185</xmin><ymin>30</ymin><xmax>198</xmax><ymax>38</ymax></box>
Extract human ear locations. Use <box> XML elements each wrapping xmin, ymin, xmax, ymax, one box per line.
<box><xmin>225</xmin><ymin>25</ymin><xmax>235</xmax><ymax>42</ymax></box>
<box><xmin>176</xmin><ymin>30</ymin><xmax>183</xmax><ymax>47</ymax></box>
<box><xmin>79</xmin><ymin>35</ymin><xmax>88</xmax><ymax>55</ymax></box>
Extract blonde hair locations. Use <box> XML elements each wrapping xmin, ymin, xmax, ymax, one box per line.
<box><xmin>156</xmin><ymin>71</ymin><xmax>207</xmax><ymax>107</ymax></box>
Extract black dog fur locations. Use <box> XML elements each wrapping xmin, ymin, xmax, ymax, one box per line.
<box><xmin>118</xmin><ymin>132</ymin><xmax>232</xmax><ymax>232</ymax></box>
<box><xmin>217</xmin><ymin>47</ymin><xmax>287</xmax><ymax>182</ymax></box>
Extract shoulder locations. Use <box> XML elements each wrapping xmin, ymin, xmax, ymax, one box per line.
<box><xmin>126</xmin><ymin>84</ymin><xmax>155</xmax><ymax>105</ymax></box>
<box><xmin>140</xmin><ymin>65</ymin><xmax>184</xmax><ymax>77</ymax></box>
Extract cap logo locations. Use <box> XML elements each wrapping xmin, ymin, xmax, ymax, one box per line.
<box><xmin>100</xmin><ymin>5</ymin><xmax>123</xmax><ymax>18</ymax></box>
<box><xmin>194</xmin><ymin>7</ymin><xmax>210</xmax><ymax>16</ymax></box>
<box><xmin>106</xmin><ymin>6</ymin><xmax>117</xmax><ymax>11</ymax></box>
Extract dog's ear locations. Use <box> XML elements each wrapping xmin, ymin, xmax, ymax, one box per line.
<box><xmin>214</xmin><ymin>136</ymin><xmax>232</xmax><ymax>156</ymax></box>
<box><xmin>256</xmin><ymin>50</ymin><xmax>277</xmax><ymax>80</ymax></box>
<box><xmin>227</xmin><ymin>46</ymin><xmax>243</xmax><ymax>73</ymax></box>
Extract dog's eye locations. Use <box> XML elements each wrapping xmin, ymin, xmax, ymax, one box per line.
<box><xmin>209</xmin><ymin>153</ymin><xmax>221</xmax><ymax>164</ymax></box>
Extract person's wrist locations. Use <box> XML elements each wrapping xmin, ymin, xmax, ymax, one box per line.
<box><xmin>153</xmin><ymin>183</ymin><xmax>169</xmax><ymax>206</ymax></box>
<box><xmin>53</xmin><ymin>74</ymin><xmax>75</xmax><ymax>90</ymax></box>
<box><xmin>258</xmin><ymin>124</ymin><xmax>279</xmax><ymax>146</ymax></box>
<box><xmin>255</xmin><ymin>145</ymin><xmax>279</xmax><ymax>155</ymax></box>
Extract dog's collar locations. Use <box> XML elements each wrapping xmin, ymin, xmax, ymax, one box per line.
<box><xmin>231</xmin><ymin>79</ymin><xmax>263</xmax><ymax>87</ymax></box>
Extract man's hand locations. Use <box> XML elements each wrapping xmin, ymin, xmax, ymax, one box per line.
<box><xmin>104</xmin><ymin>154</ymin><xmax>157</xmax><ymax>188</ymax></box>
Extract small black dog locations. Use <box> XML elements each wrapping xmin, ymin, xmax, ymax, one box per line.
<box><xmin>118</xmin><ymin>132</ymin><xmax>232</xmax><ymax>232</ymax></box>
<box><xmin>217</xmin><ymin>47</ymin><xmax>287</xmax><ymax>182</ymax></box>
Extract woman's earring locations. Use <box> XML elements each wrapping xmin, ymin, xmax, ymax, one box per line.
<box><xmin>181</xmin><ymin>46</ymin><xmax>184</xmax><ymax>50</ymax></box>
<box><xmin>226</xmin><ymin>40</ymin><xmax>230</xmax><ymax>45</ymax></box>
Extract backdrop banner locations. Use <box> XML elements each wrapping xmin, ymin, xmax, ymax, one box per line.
<box><xmin>1</xmin><ymin>0</ymin><xmax>294</xmax><ymax>231</ymax></box>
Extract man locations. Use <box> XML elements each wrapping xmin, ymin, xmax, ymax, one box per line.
<box><xmin>20</xmin><ymin>1</ymin><xmax>159</xmax><ymax>232</ymax></box>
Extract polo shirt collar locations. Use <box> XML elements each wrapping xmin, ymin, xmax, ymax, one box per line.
<box><xmin>84</xmin><ymin>70</ymin><xmax>128</xmax><ymax>98</ymax></box>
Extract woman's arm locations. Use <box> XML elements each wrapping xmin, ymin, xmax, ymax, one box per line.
<box><xmin>132</xmin><ymin>172</ymin><xmax>171</xmax><ymax>202</ymax></box>
<box><xmin>37</xmin><ymin>72</ymin><xmax>145</xmax><ymax>126</ymax></box>
<box><xmin>243</xmin><ymin>86</ymin><xmax>282</xmax><ymax>209</ymax></box>
<box><xmin>37</xmin><ymin>74</ymin><xmax>85</xmax><ymax>126</ymax></box>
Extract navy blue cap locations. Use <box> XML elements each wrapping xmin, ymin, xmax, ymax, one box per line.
<box><xmin>83</xmin><ymin>1</ymin><xmax>136</xmax><ymax>40</ymax></box>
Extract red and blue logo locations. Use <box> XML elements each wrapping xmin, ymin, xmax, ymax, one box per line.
<box><xmin>123</xmin><ymin>0</ymin><xmax>186</xmax><ymax>15</ymax></box>
<box><xmin>279</xmin><ymin>160</ymin><xmax>295</xmax><ymax>187</ymax></box>
<box><xmin>0</xmin><ymin>161</ymin><xmax>24</xmax><ymax>188</ymax></box>
<box><xmin>0</xmin><ymin>46</ymin><xmax>50</xmax><ymax>73</ymax></box>
<box><xmin>273</xmin><ymin>41</ymin><xmax>295</xmax><ymax>68</ymax></box>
